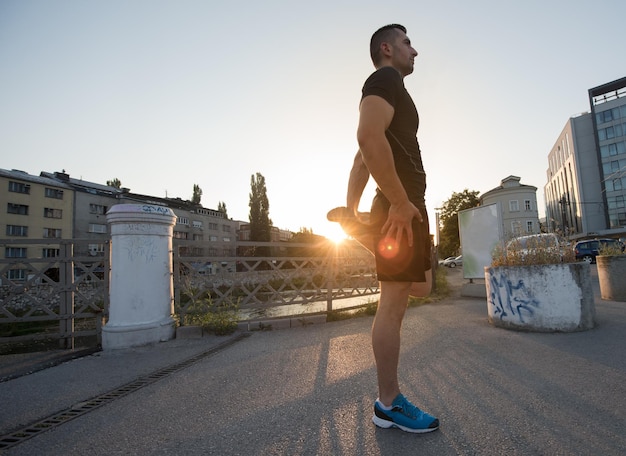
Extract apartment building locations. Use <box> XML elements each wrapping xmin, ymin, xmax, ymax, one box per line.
<box><xmin>1</xmin><ymin>169</ymin><xmax>74</xmax><ymax>281</ymax></box>
<box><xmin>2</xmin><ymin>168</ymin><xmax>295</xmax><ymax>276</ymax></box>
<box><xmin>41</xmin><ymin>170</ymin><xmax>123</xmax><ymax>257</ymax></box>
<box><xmin>238</xmin><ymin>223</ymin><xmax>293</xmax><ymax>242</ymax></box>
<box><xmin>544</xmin><ymin>76</ymin><xmax>626</xmax><ymax>239</ymax></box>
<box><xmin>480</xmin><ymin>175</ymin><xmax>540</xmax><ymax>238</ymax></box>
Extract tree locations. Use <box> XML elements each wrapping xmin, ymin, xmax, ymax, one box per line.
<box><xmin>191</xmin><ymin>184</ymin><xmax>202</xmax><ymax>205</ymax></box>
<box><xmin>248</xmin><ymin>172</ymin><xmax>272</xmax><ymax>242</ymax></box>
<box><xmin>290</xmin><ymin>227</ymin><xmax>320</xmax><ymax>243</ymax></box>
<box><xmin>107</xmin><ymin>178</ymin><xmax>122</xmax><ymax>189</ymax></box>
<box><xmin>217</xmin><ymin>201</ymin><xmax>228</xmax><ymax>218</ymax></box>
<box><xmin>438</xmin><ymin>189</ymin><xmax>480</xmax><ymax>258</ymax></box>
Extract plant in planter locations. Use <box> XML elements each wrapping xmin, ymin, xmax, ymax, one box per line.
<box><xmin>485</xmin><ymin>234</ymin><xmax>595</xmax><ymax>332</ymax></box>
<box><xmin>596</xmin><ymin>241</ymin><xmax>626</xmax><ymax>302</ymax></box>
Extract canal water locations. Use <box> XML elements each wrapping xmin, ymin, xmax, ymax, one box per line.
<box><xmin>239</xmin><ymin>292</ymin><xmax>380</xmax><ymax>321</ymax></box>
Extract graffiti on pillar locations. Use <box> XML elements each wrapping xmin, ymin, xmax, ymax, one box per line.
<box><xmin>487</xmin><ymin>268</ymin><xmax>540</xmax><ymax>323</ymax></box>
<box><xmin>126</xmin><ymin>223</ymin><xmax>151</xmax><ymax>232</ymax></box>
<box><xmin>141</xmin><ymin>205</ymin><xmax>173</xmax><ymax>216</ymax></box>
<box><xmin>124</xmin><ymin>238</ymin><xmax>158</xmax><ymax>263</ymax></box>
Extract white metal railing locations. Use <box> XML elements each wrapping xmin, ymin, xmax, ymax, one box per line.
<box><xmin>173</xmin><ymin>239</ymin><xmax>379</xmax><ymax>323</ymax></box>
<box><xmin>1</xmin><ymin>238</ymin><xmax>379</xmax><ymax>350</ymax></box>
<box><xmin>0</xmin><ymin>239</ymin><xmax>109</xmax><ymax>351</ymax></box>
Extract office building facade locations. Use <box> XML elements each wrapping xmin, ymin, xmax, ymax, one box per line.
<box><xmin>544</xmin><ymin>76</ymin><xmax>626</xmax><ymax>239</ymax></box>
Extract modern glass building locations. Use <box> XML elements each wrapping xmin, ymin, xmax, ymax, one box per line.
<box><xmin>544</xmin><ymin>76</ymin><xmax>626</xmax><ymax>239</ymax></box>
<box><xmin>589</xmin><ymin>77</ymin><xmax>626</xmax><ymax>231</ymax></box>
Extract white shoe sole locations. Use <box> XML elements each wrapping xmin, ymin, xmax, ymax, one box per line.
<box><xmin>372</xmin><ymin>415</ymin><xmax>439</xmax><ymax>434</ymax></box>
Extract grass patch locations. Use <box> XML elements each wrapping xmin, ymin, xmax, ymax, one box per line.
<box><xmin>179</xmin><ymin>293</ymin><xmax>240</xmax><ymax>336</ymax></box>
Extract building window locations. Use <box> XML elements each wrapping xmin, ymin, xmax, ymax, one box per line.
<box><xmin>193</xmin><ymin>234</ymin><xmax>203</xmax><ymax>241</ymax></box>
<box><xmin>607</xmin><ymin>195</ymin><xmax>625</xmax><ymax>210</ymax></box>
<box><xmin>606</xmin><ymin>178</ymin><xmax>626</xmax><ymax>192</ymax></box>
<box><xmin>89</xmin><ymin>204</ymin><xmax>107</xmax><ymax>215</ymax></box>
<box><xmin>5</xmin><ymin>247</ymin><xmax>27</xmax><ymax>258</ymax></box>
<box><xmin>596</xmin><ymin>110</ymin><xmax>611</xmax><ymax>124</ymax></box>
<box><xmin>602</xmin><ymin>160</ymin><xmax>621</xmax><ymax>175</ymax></box>
<box><xmin>524</xmin><ymin>200</ymin><xmax>532</xmax><ymax>211</ymax></box>
<box><xmin>43</xmin><ymin>228</ymin><xmax>62</xmax><ymax>238</ymax></box>
<box><xmin>88</xmin><ymin>244</ymin><xmax>105</xmax><ymax>256</ymax></box>
<box><xmin>7</xmin><ymin>269</ymin><xmax>27</xmax><ymax>281</ymax></box>
<box><xmin>8</xmin><ymin>181</ymin><xmax>31</xmax><ymax>194</ymax></box>
<box><xmin>209</xmin><ymin>222</ymin><xmax>218</xmax><ymax>230</ymax></box>
<box><xmin>192</xmin><ymin>221</ymin><xmax>203</xmax><ymax>229</ymax></box>
<box><xmin>7</xmin><ymin>203</ymin><xmax>29</xmax><ymax>215</ymax></box>
<box><xmin>223</xmin><ymin>237</ymin><xmax>231</xmax><ymax>242</ymax></box>
<box><xmin>526</xmin><ymin>221</ymin><xmax>533</xmax><ymax>233</ymax></box>
<box><xmin>601</xmin><ymin>143</ymin><xmax>621</xmax><ymax>158</ymax></box>
<box><xmin>177</xmin><ymin>217</ymin><xmax>189</xmax><ymax>226</ymax></box>
<box><xmin>511</xmin><ymin>221</ymin><xmax>521</xmax><ymax>236</ymax></box>
<box><xmin>209</xmin><ymin>235</ymin><xmax>218</xmax><ymax>242</ymax></box>
<box><xmin>44</xmin><ymin>208</ymin><xmax>63</xmax><ymax>218</ymax></box>
<box><xmin>509</xmin><ymin>200</ymin><xmax>519</xmax><ymax>212</ymax></box>
<box><xmin>43</xmin><ymin>248</ymin><xmax>60</xmax><ymax>258</ymax></box>
<box><xmin>609</xmin><ymin>212</ymin><xmax>626</xmax><ymax>229</ymax></box>
<box><xmin>88</xmin><ymin>223</ymin><xmax>107</xmax><ymax>234</ymax></box>
<box><xmin>6</xmin><ymin>225</ymin><xmax>28</xmax><ymax>236</ymax></box>
<box><xmin>173</xmin><ymin>231</ymin><xmax>189</xmax><ymax>240</ymax></box>
<box><xmin>45</xmin><ymin>188</ymin><xmax>64</xmax><ymax>199</ymax></box>
<box><xmin>222</xmin><ymin>225</ymin><xmax>231</xmax><ymax>232</ymax></box>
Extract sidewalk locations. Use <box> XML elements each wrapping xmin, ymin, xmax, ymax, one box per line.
<box><xmin>1</xmin><ymin>268</ymin><xmax>625</xmax><ymax>455</ymax></box>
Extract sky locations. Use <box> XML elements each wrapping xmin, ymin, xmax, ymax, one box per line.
<box><xmin>1</xmin><ymin>0</ymin><xmax>625</xmax><ymax>241</ymax></box>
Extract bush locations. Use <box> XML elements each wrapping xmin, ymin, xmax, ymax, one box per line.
<box><xmin>179</xmin><ymin>279</ymin><xmax>239</xmax><ymax>335</ymax></box>
<box><xmin>491</xmin><ymin>235</ymin><xmax>575</xmax><ymax>266</ymax></box>
<box><xmin>184</xmin><ymin>299</ymin><xmax>239</xmax><ymax>336</ymax></box>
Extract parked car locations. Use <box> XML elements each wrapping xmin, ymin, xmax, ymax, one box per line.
<box><xmin>504</xmin><ymin>233</ymin><xmax>568</xmax><ymax>263</ymax></box>
<box><xmin>506</xmin><ymin>233</ymin><xmax>560</xmax><ymax>255</ymax></box>
<box><xmin>574</xmin><ymin>239</ymin><xmax>625</xmax><ymax>263</ymax></box>
<box><xmin>439</xmin><ymin>256</ymin><xmax>455</xmax><ymax>266</ymax></box>
<box><xmin>443</xmin><ymin>255</ymin><xmax>462</xmax><ymax>268</ymax></box>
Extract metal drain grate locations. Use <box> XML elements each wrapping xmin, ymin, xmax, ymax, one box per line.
<box><xmin>0</xmin><ymin>333</ymin><xmax>249</xmax><ymax>450</ymax></box>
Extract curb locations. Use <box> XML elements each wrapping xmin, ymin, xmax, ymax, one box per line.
<box><xmin>176</xmin><ymin>315</ymin><xmax>327</xmax><ymax>338</ymax></box>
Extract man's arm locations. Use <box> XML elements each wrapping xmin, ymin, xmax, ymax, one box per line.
<box><xmin>357</xmin><ymin>95</ymin><xmax>422</xmax><ymax>246</ymax></box>
<box><xmin>346</xmin><ymin>151</ymin><xmax>369</xmax><ymax>216</ymax></box>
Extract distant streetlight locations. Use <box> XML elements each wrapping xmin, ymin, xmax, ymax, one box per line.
<box><xmin>434</xmin><ymin>207</ymin><xmax>442</xmax><ymax>247</ymax></box>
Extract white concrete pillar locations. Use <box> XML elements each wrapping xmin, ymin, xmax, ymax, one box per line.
<box><xmin>102</xmin><ymin>204</ymin><xmax>177</xmax><ymax>350</ymax></box>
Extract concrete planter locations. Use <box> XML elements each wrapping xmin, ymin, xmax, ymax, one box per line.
<box><xmin>597</xmin><ymin>255</ymin><xmax>626</xmax><ymax>301</ymax></box>
<box><xmin>485</xmin><ymin>263</ymin><xmax>595</xmax><ymax>332</ymax></box>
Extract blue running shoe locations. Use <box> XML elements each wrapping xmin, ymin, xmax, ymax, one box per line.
<box><xmin>373</xmin><ymin>394</ymin><xmax>439</xmax><ymax>433</ymax></box>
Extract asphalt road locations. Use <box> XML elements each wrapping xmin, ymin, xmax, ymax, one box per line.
<box><xmin>1</xmin><ymin>266</ymin><xmax>625</xmax><ymax>455</ymax></box>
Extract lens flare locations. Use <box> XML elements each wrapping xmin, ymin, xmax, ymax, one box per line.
<box><xmin>377</xmin><ymin>237</ymin><xmax>400</xmax><ymax>259</ymax></box>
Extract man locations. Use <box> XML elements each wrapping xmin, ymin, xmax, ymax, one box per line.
<box><xmin>328</xmin><ymin>24</ymin><xmax>438</xmax><ymax>433</ymax></box>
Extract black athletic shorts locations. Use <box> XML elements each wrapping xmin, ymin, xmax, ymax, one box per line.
<box><xmin>370</xmin><ymin>191</ymin><xmax>431</xmax><ymax>283</ymax></box>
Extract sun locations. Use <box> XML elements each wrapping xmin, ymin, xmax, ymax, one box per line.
<box><xmin>323</xmin><ymin>224</ymin><xmax>348</xmax><ymax>244</ymax></box>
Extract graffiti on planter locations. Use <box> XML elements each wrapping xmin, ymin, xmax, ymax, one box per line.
<box><xmin>487</xmin><ymin>269</ymin><xmax>540</xmax><ymax>323</ymax></box>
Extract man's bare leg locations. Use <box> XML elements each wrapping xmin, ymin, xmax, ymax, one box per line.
<box><xmin>372</xmin><ymin>280</ymin><xmax>411</xmax><ymax>405</ymax></box>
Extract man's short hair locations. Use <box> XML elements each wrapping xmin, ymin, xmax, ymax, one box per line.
<box><xmin>370</xmin><ymin>24</ymin><xmax>406</xmax><ymax>66</ymax></box>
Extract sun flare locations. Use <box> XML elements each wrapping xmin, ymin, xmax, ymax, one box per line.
<box><xmin>324</xmin><ymin>224</ymin><xmax>348</xmax><ymax>244</ymax></box>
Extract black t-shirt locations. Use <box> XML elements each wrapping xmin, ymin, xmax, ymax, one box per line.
<box><xmin>361</xmin><ymin>66</ymin><xmax>426</xmax><ymax>206</ymax></box>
